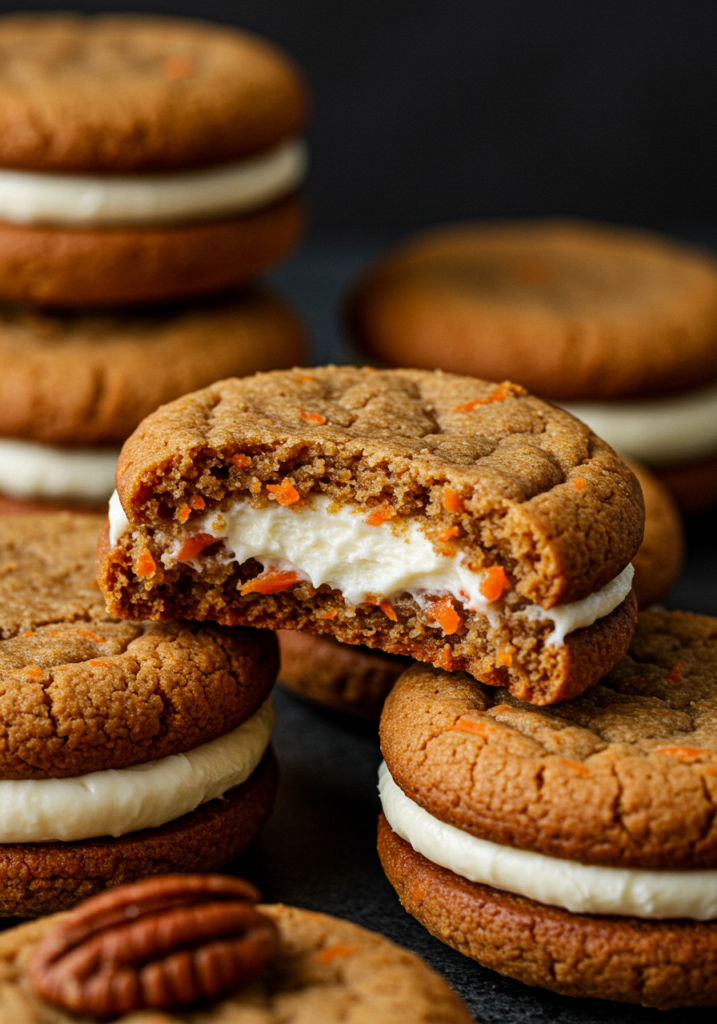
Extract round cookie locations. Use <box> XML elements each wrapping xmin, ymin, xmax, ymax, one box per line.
<box><xmin>278</xmin><ymin>631</ymin><xmax>410</xmax><ymax>719</ymax></box>
<box><xmin>0</xmin><ymin>512</ymin><xmax>279</xmax><ymax>915</ymax></box>
<box><xmin>627</xmin><ymin>460</ymin><xmax>684</xmax><ymax>608</ymax></box>
<box><xmin>0</xmin><ymin>13</ymin><xmax>309</xmax><ymax>305</ymax></box>
<box><xmin>347</xmin><ymin>219</ymin><xmax>717</xmax><ymax>511</ymax></box>
<box><xmin>0</xmin><ymin>882</ymin><xmax>473</xmax><ymax>1022</ymax></box>
<box><xmin>378</xmin><ymin>610</ymin><xmax>717</xmax><ymax>1007</ymax></box>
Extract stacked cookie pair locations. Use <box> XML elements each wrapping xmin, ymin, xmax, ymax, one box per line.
<box><xmin>0</xmin><ymin>14</ymin><xmax>309</xmax><ymax>514</ymax></box>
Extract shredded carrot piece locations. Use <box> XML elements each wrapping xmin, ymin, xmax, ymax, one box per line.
<box><xmin>300</xmin><ymin>408</ymin><xmax>327</xmax><ymax>425</ymax></box>
<box><xmin>136</xmin><ymin>551</ymin><xmax>156</xmax><ymax>577</ymax></box>
<box><xmin>443</xmin><ymin>486</ymin><xmax>464</xmax><ymax>514</ymax></box>
<box><xmin>161</xmin><ymin>54</ymin><xmax>193</xmax><ymax>80</ymax></box>
<box><xmin>655</xmin><ymin>746</ymin><xmax>711</xmax><ymax>763</ymax></box>
<box><xmin>480</xmin><ymin>566</ymin><xmax>510</xmax><ymax>603</ymax></box>
<box><xmin>437</xmin><ymin>645</ymin><xmax>454</xmax><ymax>671</ymax></box>
<box><xmin>24</xmin><ymin>665</ymin><xmax>42</xmax><ymax>678</ymax></box>
<box><xmin>267</xmin><ymin>480</ymin><xmax>302</xmax><ymax>506</ymax></box>
<box><xmin>241</xmin><ymin>569</ymin><xmax>303</xmax><ymax>596</ymax></box>
<box><xmin>573</xmin><ymin>478</ymin><xmax>586</xmax><ymax>491</ymax></box>
<box><xmin>453</xmin><ymin>382</ymin><xmax>523</xmax><ymax>413</ymax></box>
<box><xmin>295</xmin><ymin>374</ymin><xmax>316</xmax><ymax>383</ymax></box>
<box><xmin>497</xmin><ymin>650</ymin><xmax>513</xmax><ymax>666</ymax></box>
<box><xmin>666</xmin><ymin>660</ymin><xmax>685</xmax><ymax>684</ymax></box>
<box><xmin>365</xmin><ymin>504</ymin><xmax>396</xmax><ymax>526</ymax></box>
<box><xmin>316</xmin><ymin>944</ymin><xmax>360</xmax><ymax>963</ymax></box>
<box><xmin>450</xmin><ymin>719</ymin><xmax>489</xmax><ymax>737</ymax></box>
<box><xmin>318</xmin><ymin>608</ymin><xmax>338</xmax><ymax>620</ymax></box>
<box><xmin>438</xmin><ymin>526</ymin><xmax>461</xmax><ymax>543</ymax></box>
<box><xmin>190</xmin><ymin>495</ymin><xmax>206</xmax><ymax>510</ymax></box>
<box><xmin>72</xmin><ymin>628</ymin><xmax>105</xmax><ymax>643</ymax></box>
<box><xmin>24</xmin><ymin>631</ymin><xmax>34</xmax><ymax>638</ymax></box>
<box><xmin>178</xmin><ymin>504</ymin><xmax>191</xmax><ymax>523</ymax></box>
<box><xmin>89</xmin><ymin>660</ymin><xmax>110</xmax><ymax>668</ymax></box>
<box><xmin>176</xmin><ymin>533</ymin><xmax>217</xmax><ymax>562</ymax></box>
<box><xmin>561</xmin><ymin>759</ymin><xmax>590</xmax><ymax>775</ymax></box>
<box><xmin>491</xmin><ymin>704</ymin><xmax>512</xmax><ymax>712</ymax></box>
<box><xmin>231</xmin><ymin>454</ymin><xmax>251</xmax><ymax>468</ymax></box>
<box><xmin>379</xmin><ymin>600</ymin><xmax>398</xmax><ymax>621</ymax></box>
<box><xmin>427</xmin><ymin>595</ymin><xmax>463</xmax><ymax>635</ymax></box>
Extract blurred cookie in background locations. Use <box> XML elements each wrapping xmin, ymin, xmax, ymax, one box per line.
<box><xmin>347</xmin><ymin>219</ymin><xmax>717</xmax><ymax>511</ymax></box>
<box><xmin>628</xmin><ymin>460</ymin><xmax>684</xmax><ymax>609</ymax></box>
<box><xmin>0</xmin><ymin>13</ymin><xmax>308</xmax><ymax>307</ymax></box>
<box><xmin>0</xmin><ymin>288</ymin><xmax>307</xmax><ymax>513</ymax></box>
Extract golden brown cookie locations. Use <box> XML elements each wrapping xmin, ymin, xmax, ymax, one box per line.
<box><xmin>377</xmin><ymin>611</ymin><xmax>717</xmax><ymax>1007</ymax></box>
<box><xmin>98</xmin><ymin>366</ymin><xmax>642</xmax><ymax>705</ymax></box>
<box><xmin>0</xmin><ymin>879</ymin><xmax>473</xmax><ymax>1021</ymax></box>
<box><xmin>278</xmin><ymin>631</ymin><xmax>410</xmax><ymax>718</ymax></box>
<box><xmin>627</xmin><ymin>460</ymin><xmax>684</xmax><ymax>607</ymax></box>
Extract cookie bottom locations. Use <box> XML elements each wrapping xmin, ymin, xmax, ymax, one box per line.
<box><xmin>378</xmin><ymin>814</ymin><xmax>717</xmax><ymax>1009</ymax></box>
<box><xmin>656</xmin><ymin>454</ymin><xmax>717</xmax><ymax>515</ymax></box>
<box><xmin>278</xmin><ymin>630</ymin><xmax>410</xmax><ymax>719</ymax></box>
<box><xmin>0</xmin><ymin>195</ymin><xmax>303</xmax><ymax>307</ymax></box>
<box><xmin>0</xmin><ymin>749</ymin><xmax>277</xmax><ymax>918</ymax></box>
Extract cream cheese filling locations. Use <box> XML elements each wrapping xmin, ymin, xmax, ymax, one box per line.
<box><xmin>0</xmin><ymin>138</ymin><xmax>307</xmax><ymax>226</ymax></box>
<box><xmin>109</xmin><ymin>491</ymin><xmax>633</xmax><ymax>645</ymax></box>
<box><xmin>379</xmin><ymin>762</ymin><xmax>717</xmax><ymax>920</ymax></box>
<box><xmin>0</xmin><ymin>698</ymin><xmax>274</xmax><ymax>843</ymax></box>
<box><xmin>560</xmin><ymin>380</ymin><xmax>717</xmax><ymax>467</ymax></box>
<box><xmin>0</xmin><ymin>439</ymin><xmax>120</xmax><ymax>502</ymax></box>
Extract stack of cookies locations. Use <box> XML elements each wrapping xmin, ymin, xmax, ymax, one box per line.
<box><xmin>0</xmin><ymin>13</ymin><xmax>310</xmax><ymax>514</ymax></box>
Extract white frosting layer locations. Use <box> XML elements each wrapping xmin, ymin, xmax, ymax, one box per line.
<box><xmin>379</xmin><ymin>762</ymin><xmax>717</xmax><ymax>921</ymax></box>
<box><xmin>105</xmin><ymin>491</ymin><xmax>633</xmax><ymax>645</ymax></box>
<box><xmin>0</xmin><ymin>698</ymin><xmax>274</xmax><ymax>843</ymax></box>
<box><xmin>0</xmin><ymin>439</ymin><xmax>119</xmax><ymax>502</ymax></box>
<box><xmin>0</xmin><ymin>138</ymin><xmax>306</xmax><ymax>226</ymax></box>
<box><xmin>561</xmin><ymin>381</ymin><xmax>717</xmax><ymax>467</ymax></box>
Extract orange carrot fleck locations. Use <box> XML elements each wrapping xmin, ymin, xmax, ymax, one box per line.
<box><xmin>231</xmin><ymin>454</ymin><xmax>251</xmax><ymax>468</ymax></box>
<box><xmin>136</xmin><ymin>551</ymin><xmax>156</xmax><ymax>577</ymax></box>
<box><xmin>497</xmin><ymin>650</ymin><xmax>513</xmax><ymax>666</ymax></box>
<box><xmin>655</xmin><ymin>746</ymin><xmax>711</xmax><ymax>763</ymax></box>
<box><xmin>161</xmin><ymin>54</ymin><xmax>193</xmax><ymax>80</ymax></box>
<box><xmin>443</xmin><ymin>486</ymin><xmax>464</xmax><ymax>514</ymax></box>
<box><xmin>24</xmin><ymin>631</ymin><xmax>34</xmax><ymax>638</ymax></box>
<box><xmin>190</xmin><ymin>495</ymin><xmax>206</xmax><ymax>510</ymax></box>
<box><xmin>316</xmin><ymin>944</ymin><xmax>360</xmax><ymax>963</ymax></box>
<box><xmin>480</xmin><ymin>566</ymin><xmax>510</xmax><ymax>603</ymax></box>
<box><xmin>561</xmin><ymin>759</ymin><xmax>590</xmax><ymax>775</ymax></box>
<box><xmin>295</xmin><ymin>374</ymin><xmax>316</xmax><ymax>383</ymax></box>
<box><xmin>365</xmin><ymin>504</ymin><xmax>396</xmax><ymax>526</ymax></box>
<box><xmin>438</xmin><ymin>526</ymin><xmax>461</xmax><ymax>542</ymax></box>
<box><xmin>450</xmin><ymin>718</ymin><xmax>489</xmax><ymax>737</ymax></box>
<box><xmin>318</xmin><ymin>608</ymin><xmax>338</xmax><ymax>620</ymax></box>
<box><xmin>300</xmin><ymin>408</ymin><xmax>327</xmax><ymax>425</ymax></box>
<box><xmin>89</xmin><ymin>660</ymin><xmax>110</xmax><ymax>668</ymax></box>
<box><xmin>573</xmin><ymin>478</ymin><xmax>586</xmax><ymax>491</ymax></box>
<box><xmin>427</xmin><ymin>595</ymin><xmax>463</xmax><ymax>635</ymax></box>
<box><xmin>24</xmin><ymin>664</ymin><xmax>42</xmax><ymax>678</ymax></box>
<box><xmin>491</xmin><ymin>704</ymin><xmax>512</xmax><ymax>712</ymax></box>
<box><xmin>176</xmin><ymin>533</ymin><xmax>217</xmax><ymax>561</ymax></box>
<box><xmin>241</xmin><ymin>568</ymin><xmax>304</xmax><ymax>596</ymax></box>
<box><xmin>453</xmin><ymin>382</ymin><xmax>523</xmax><ymax>413</ymax></box>
<box><xmin>379</xmin><ymin>600</ymin><xmax>398</xmax><ymax>621</ymax></box>
<box><xmin>666</xmin><ymin>660</ymin><xmax>685</xmax><ymax>685</ymax></box>
<box><xmin>178</xmin><ymin>504</ymin><xmax>191</xmax><ymax>523</ymax></box>
<box><xmin>267</xmin><ymin>480</ymin><xmax>302</xmax><ymax>506</ymax></box>
<box><xmin>72</xmin><ymin>628</ymin><xmax>105</xmax><ymax>643</ymax></box>
<box><xmin>437</xmin><ymin>645</ymin><xmax>454</xmax><ymax>670</ymax></box>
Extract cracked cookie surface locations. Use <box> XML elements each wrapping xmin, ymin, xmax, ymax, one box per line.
<box><xmin>381</xmin><ymin>610</ymin><xmax>717</xmax><ymax>870</ymax></box>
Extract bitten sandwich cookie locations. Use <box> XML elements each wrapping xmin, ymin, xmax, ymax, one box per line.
<box><xmin>0</xmin><ymin>874</ymin><xmax>473</xmax><ymax>1022</ymax></box>
<box><xmin>98</xmin><ymin>366</ymin><xmax>642</xmax><ymax>705</ymax></box>
<box><xmin>0</xmin><ymin>287</ymin><xmax>306</xmax><ymax>512</ymax></box>
<box><xmin>0</xmin><ymin>14</ymin><xmax>308</xmax><ymax>306</ymax></box>
<box><xmin>347</xmin><ymin>219</ymin><xmax>717</xmax><ymax>511</ymax></box>
<box><xmin>378</xmin><ymin>610</ymin><xmax>717</xmax><ymax>1009</ymax></box>
<box><xmin>0</xmin><ymin>513</ymin><xmax>278</xmax><ymax>917</ymax></box>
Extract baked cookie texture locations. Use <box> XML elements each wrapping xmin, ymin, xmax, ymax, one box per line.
<box><xmin>378</xmin><ymin>611</ymin><xmax>717</xmax><ymax>1007</ymax></box>
<box><xmin>98</xmin><ymin>366</ymin><xmax>642</xmax><ymax>705</ymax></box>
<box><xmin>0</xmin><ymin>513</ymin><xmax>279</xmax><ymax>914</ymax></box>
<box><xmin>0</xmin><ymin>900</ymin><xmax>473</xmax><ymax>1023</ymax></box>
<box><xmin>627</xmin><ymin>460</ymin><xmax>684</xmax><ymax>608</ymax></box>
<box><xmin>347</xmin><ymin>219</ymin><xmax>717</xmax><ymax>401</ymax></box>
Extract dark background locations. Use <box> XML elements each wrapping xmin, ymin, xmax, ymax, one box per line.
<box><xmin>2</xmin><ymin>0</ymin><xmax>717</xmax><ymax>233</ymax></box>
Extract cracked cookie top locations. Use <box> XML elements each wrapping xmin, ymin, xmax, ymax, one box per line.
<box><xmin>381</xmin><ymin>610</ymin><xmax>717</xmax><ymax>870</ymax></box>
<box><xmin>0</xmin><ymin>513</ymin><xmax>278</xmax><ymax>779</ymax></box>
<box><xmin>114</xmin><ymin>366</ymin><xmax>643</xmax><ymax>607</ymax></box>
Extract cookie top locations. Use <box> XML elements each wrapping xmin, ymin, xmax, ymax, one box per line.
<box><xmin>347</xmin><ymin>220</ymin><xmax>717</xmax><ymax>400</ymax></box>
<box><xmin>114</xmin><ymin>366</ymin><xmax>643</xmax><ymax>607</ymax></box>
<box><xmin>0</xmin><ymin>288</ymin><xmax>306</xmax><ymax>445</ymax></box>
<box><xmin>381</xmin><ymin>610</ymin><xmax>717</xmax><ymax>870</ymax></box>
<box><xmin>0</xmin><ymin>14</ymin><xmax>308</xmax><ymax>173</ymax></box>
<box><xmin>628</xmin><ymin>460</ymin><xmax>684</xmax><ymax>609</ymax></box>
<box><xmin>0</xmin><ymin>513</ymin><xmax>278</xmax><ymax>778</ymax></box>
<box><xmin>0</xmin><ymin>902</ymin><xmax>473</xmax><ymax>1023</ymax></box>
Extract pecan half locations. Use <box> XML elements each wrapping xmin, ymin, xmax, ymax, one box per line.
<box><xmin>26</xmin><ymin>874</ymin><xmax>279</xmax><ymax>1018</ymax></box>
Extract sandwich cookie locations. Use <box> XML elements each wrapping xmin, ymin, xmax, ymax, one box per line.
<box><xmin>347</xmin><ymin>219</ymin><xmax>717</xmax><ymax>511</ymax></box>
<box><xmin>626</xmin><ymin>460</ymin><xmax>684</xmax><ymax>608</ymax></box>
<box><xmin>0</xmin><ymin>874</ymin><xmax>474</xmax><ymax>1022</ymax></box>
<box><xmin>0</xmin><ymin>513</ymin><xmax>278</xmax><ymax>917</ymax></box>
<box><xmin>97</xmin><ymin>366</ymin><xmax>642</xmax><ymax>706</ymax></box>
<box><xmin>0</xmin><ymin>287</ymin><xmax>306</xmax><ymax>512</ymax></box>
<box><xmin>378</xmin><ymin>610</ymin><xmax>717</xmax><ymax>1008</ymax></box>
<box><xmin>0</xmin><ymin>14</ymin><xmax>308</xmax><ymax>306</ymax></box>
